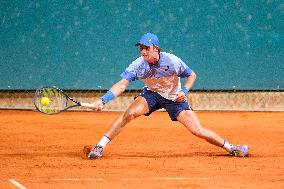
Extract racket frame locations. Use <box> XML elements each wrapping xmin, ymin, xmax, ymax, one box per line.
<box><xmin>34</xmin><ymin>86</ymin><xmax>94</xmax><ymax>115</ymax></box>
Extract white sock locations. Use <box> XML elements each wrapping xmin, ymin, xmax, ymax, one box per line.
<box><xmin>97</xmin><ymin>135</ymin><xmax>111</xmax><ymax>148</ymax></box>
<box><xmin>223</xmin><ymin>140</ymin><xmax>234</xmax><ymax>152</ymax></box>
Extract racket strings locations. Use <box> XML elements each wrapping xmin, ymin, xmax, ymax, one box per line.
<box><xmin>35</xmin><ymin>87</ymin><xmax>67</xmax><ymax>114</ymax></box>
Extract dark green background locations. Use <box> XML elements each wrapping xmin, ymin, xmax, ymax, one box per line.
<box><xmin>1</xmin><ymin>0</ymin><xmax>283</xmax><ymax>90</ymax></box>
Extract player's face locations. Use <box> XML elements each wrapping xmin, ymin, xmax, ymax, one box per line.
<box><xmin>139</xmin><ymin>45</ymin><xmax>159</xmax><ymax>64</ymax></box>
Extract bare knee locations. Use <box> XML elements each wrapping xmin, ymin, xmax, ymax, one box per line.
<box><xmin>123</xmin><ymin>109</ymin><xmax>140</xmax><ymax>122</ymax></box>
<box><xmin>190</xmin><ymin>127</ymin><xmax>207</xmax><ymax>138</ymax></box>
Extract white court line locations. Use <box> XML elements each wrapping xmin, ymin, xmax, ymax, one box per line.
<box><xmin>9</xmin><ymin>179</ymin><xmax>27</xmax><ymax>189</ymax></box>
<box><xmin>51</xmin><ymin>178</ymin><xmax>103</xmax><ymax>181</ymax></box>
<box><xmin>51</xmin><ymin>177</ymin><xmax>212</xmax><ymax>181</ymax></box>
<box><xmin>121</xmin><ymin>177</ymin><xmax>212</xmax><ymax>181</ymax></box>
<box><xmin>154</xmin><ymin>177</ymin><xmax>211</xmax><ymax>180</ymax></box>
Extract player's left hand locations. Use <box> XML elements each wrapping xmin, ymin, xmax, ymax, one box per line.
<box><xmin>175</xmin><ymin>91</ymin><xmax>187</xmax><ymax>102</ymax></box>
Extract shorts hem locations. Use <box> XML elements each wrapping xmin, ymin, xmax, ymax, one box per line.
<box><xmin>171</xmin><ymin>107</ymin><xmax>192</xmax><ymax>121</ymax></box>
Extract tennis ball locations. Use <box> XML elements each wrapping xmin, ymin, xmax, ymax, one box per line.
<box><xmin>40</xmin><ymin>97</ymin><xmax>50</xmax><ymax>106</ymax></box>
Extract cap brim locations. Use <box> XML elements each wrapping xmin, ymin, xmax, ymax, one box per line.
<box><xmin>135</xmin><ymin>43</ymin><xmax>152</xmax><ymax>47</ymax></box>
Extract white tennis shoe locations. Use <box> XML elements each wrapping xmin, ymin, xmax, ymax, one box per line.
<box><xmin>88</xmin><ymin>145</ymin><xmax>103</xmax><ymax>159</ymax></box>
<box><xmin>230</xmin><ymin>145</ymin><xmax>249</xmax><ymax>157</ymax></box>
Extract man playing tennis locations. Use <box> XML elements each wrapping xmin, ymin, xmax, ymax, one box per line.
<box><xmin>88</xmin><ymin>33</ymin><xmax>249</xmax><ymax>159</ymax></box>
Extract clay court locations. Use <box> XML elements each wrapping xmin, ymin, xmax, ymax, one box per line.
<box><xmin>0</xmin><ymin>110</ymin><xmax>283</xmax><ymax>188</ymax></box>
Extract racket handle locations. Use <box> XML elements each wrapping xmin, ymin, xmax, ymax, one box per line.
<box><xmin>80</xmin><ymin>102</ymin><xmax>104</xmax><ymax>109</ymax></box>
<box><xmin>80</xmin><ymin>102</ymin><xmax>94</xmax><ymax>107</ymax></box>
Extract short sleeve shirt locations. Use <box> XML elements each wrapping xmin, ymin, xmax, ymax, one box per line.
<box><xmin>120</xmin><ymin>52</ymin><xmax>192</xmax><ymax>101</ymax></box>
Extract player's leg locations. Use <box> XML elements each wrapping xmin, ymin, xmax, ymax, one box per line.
<box><xmin>177</xmin><ymin>110</ymin><xmax>225</xmax><ymax>146</ymax></box>
<box><xmin>177</xmin><ymin>110</ymin><xmax>249</xmax><ymax>157</ymax></box>
<box><xmin>87</xmin><ymin>96</ymin><xmax>150</xmax><ymax>159</ymax></box>
<box><xmin>162</xmin><ymin>98</ymin><xmax>225</xmax><ymax>147</ymax></box>
<box><xmin>105</xmin><ymin>96</ymin><xmax>149</xmax><ymax>139</ymax></box>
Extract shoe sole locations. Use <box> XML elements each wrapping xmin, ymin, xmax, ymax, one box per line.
<box><xmin>241</xmin><ymin>145</ymin><xmax>249</xmax><ymax>157</ymax></box>
<box><xmin>235</xmin><ymin>145</ymin><xmax>249</xmax><ymax>157</ymax></box>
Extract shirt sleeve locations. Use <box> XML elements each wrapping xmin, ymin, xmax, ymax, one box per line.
<box><xmin>174</xmin><ymin>56</ymin><xmax>193</xmax><ymax>78</ymax></box>
<box><xmin>120</xmin><ymin>58</ymin><xmax>141</xmax><ymax>82</ymax></box>
<box><xmin>179</xmin><ymin>67</ymin><xmax>193</xmax><ymax>78</ymax></box>
<box><xmin>120</xmin><ymin>70</ymin><xmax>136</xmax><ymax>82</ymax></box>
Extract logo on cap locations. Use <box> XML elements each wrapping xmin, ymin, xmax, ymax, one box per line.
<box><xmin>135</xmin><ymin>33</ymin><xmax>159</xmax><ymax>47</ymax></box>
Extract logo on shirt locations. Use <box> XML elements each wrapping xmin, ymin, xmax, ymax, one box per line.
<box><xmin>164</xmin><ymin>66</ymin><xmax>169</xmax><ymax>71</ymax></box>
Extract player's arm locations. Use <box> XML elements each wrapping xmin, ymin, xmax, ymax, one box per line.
<box><xmin>92</xmin><ymin>79</ymin><xmax>129</xmax><ymax>110</ymax></box>
<box><xmin>183</xmin><ymin>70</ymin><xmax>196</xmax><ymax>90</ymax></box>
<box><xmin>176</xmin><ymin>70</ymin><xmax>196</xmax><ymax>102</ymax></box>
<box><xmin>108</xmin><ymin>79</ymin><xmax>130</xmax><ymax>97</ymax></box>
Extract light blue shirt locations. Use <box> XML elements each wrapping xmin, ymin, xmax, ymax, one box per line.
<box><xmin>121</xmin><ymin>52</ymin><xmax>192</xmax><ymax>101</ymax></box>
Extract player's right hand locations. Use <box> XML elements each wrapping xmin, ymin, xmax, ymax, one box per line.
<box><xmin>91</xmin><ymin>99</ymin><xmax>104</xmax><ymax>111</ymax></box>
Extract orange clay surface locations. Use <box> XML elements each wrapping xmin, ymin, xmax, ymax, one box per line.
<box><xmin>0</xmin><ymin>110</ymin><xmax>283</xmax><ymax>189</ymax></box>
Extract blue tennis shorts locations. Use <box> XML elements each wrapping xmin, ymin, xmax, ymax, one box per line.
<box><xmin>139</xmin><ymin>89</ymin><xmax>191</xmax><ymax>121</ymax></box>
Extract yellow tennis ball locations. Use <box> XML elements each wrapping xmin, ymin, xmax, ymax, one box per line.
<box><xmin>40</xmin><ymin>97</ymin><xmax>50</xmax><ymax>106</ymax></box>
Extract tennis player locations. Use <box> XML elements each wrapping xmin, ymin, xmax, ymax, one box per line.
<box><xmin>88</xmin><ymin>33</ymin><xmax>249</xmax><ymax>159</ymax></box>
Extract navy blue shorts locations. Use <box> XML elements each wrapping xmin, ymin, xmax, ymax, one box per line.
<box><xmin>139</xmin><ymin>89</ymin><xmax>191</xmax><ymax>121</ymax></box>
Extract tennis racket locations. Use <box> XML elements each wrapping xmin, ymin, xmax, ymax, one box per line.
<box><xmin>34</xmin><ymin>86</ymin><xmax>100</xmax><ymax>115</ymax></box>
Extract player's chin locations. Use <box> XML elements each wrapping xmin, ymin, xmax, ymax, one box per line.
<box><xmin>142</xmin><ymin>55</ymin><xmax>149</xmax><ymax>60</ymax></box>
